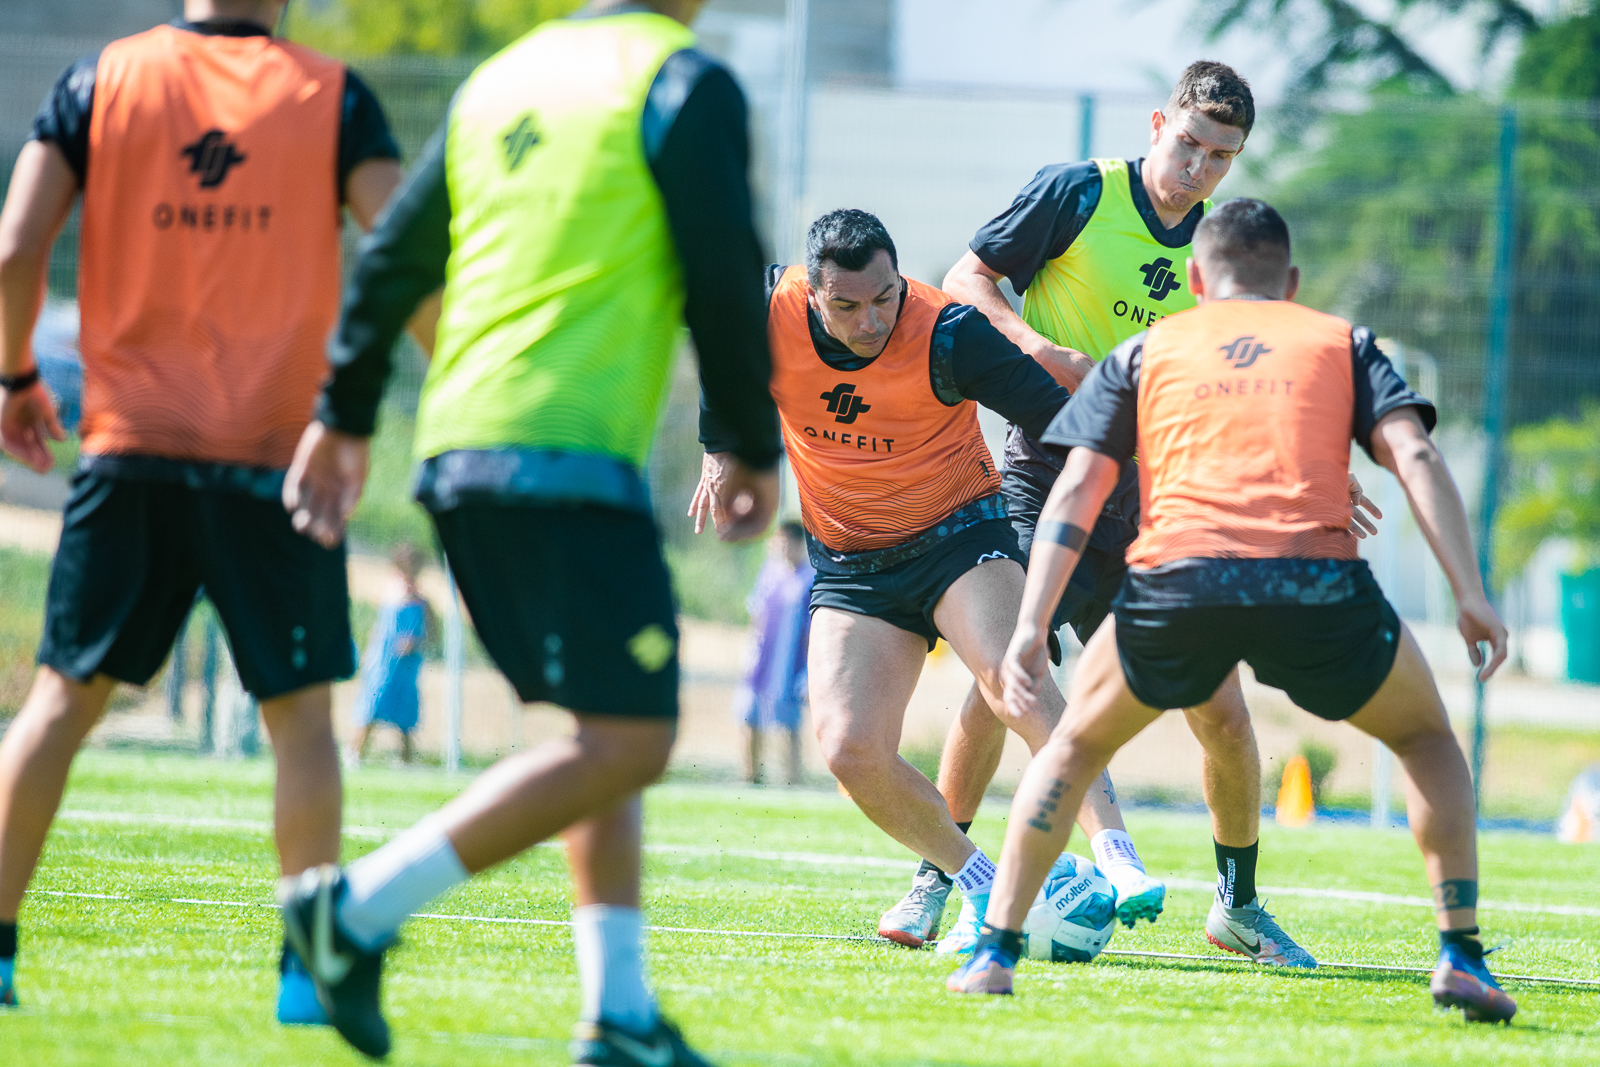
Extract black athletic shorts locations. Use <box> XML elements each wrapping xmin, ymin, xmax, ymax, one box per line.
<box><xmin>1003</xmin><ymin>463</ymin><xmax>1136</xmax><ymax>648</ymax></box>
<box><xmin>38</xmin><ymin>470</ymin><xmax>354</xmax><ymax>700</ymax></box>
<box><xmin>430</xmin><ymin>503</ymin><xmax>678</xmax><ymax>718</ymax></box>
<box><xmin>1112</xmin><ymin>560</ymin><xmax>1402</xmax><ymax>720</ymax></box>
<box><xmin>808</xmin><ymin>518</ymin><xmax>1025</xmax><ymax>650</ymax></box>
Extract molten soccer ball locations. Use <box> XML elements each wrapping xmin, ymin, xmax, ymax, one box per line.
<box><xmin>1021</xmin><ymin>853</ymin><xmax>1118</xmax><ymax>963</ymax></box>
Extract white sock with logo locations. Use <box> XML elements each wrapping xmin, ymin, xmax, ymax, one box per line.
<box><xmin>1090</xmin><ymin>829</ymin><xmax>1148</xmax><ymax>896</ymax></box>
<box><xmin>952</xmin><ymin>849</ymin><xmax>997</xmax><ymax>897</ymax></box>
<box><xmin>574</xmin><ymin>905</ymin><xmax>657</xmax><ymax>1035</ymax></box>
<box><xmin>336</xmin><ymin>821</ymin><xmax>469</xmax><ymax>951</ymax></box>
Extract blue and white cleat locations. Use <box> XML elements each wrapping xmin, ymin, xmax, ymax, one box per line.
<box><xmin>933</xmin><ymin>891</ymin><xmax>988</xmax><ymax>955</ymax></box>
<box><xmin>277</xmin><ymin>942</ymin><xmax>330</xmax><ymax>1025</ymax></box>
<box><xmin>946</xmin><ymin>928</ymin><xmax>1020</xmax><ymax>995</ymax></box>
<box><xmin>279</xmin><ymin>865</ymin><xmax>392</xmax><ymax>1059</ymax></box>
<box><xmin>1105</xmin><ymin>867</ymin><xmax>1166</xmax><ymax>928</ymax></box>
<box><xmin>1431</xmin><ymin>941</ymin><xmax>1517</xmax><ymax>1024</ymax></box>
<box><xmin>0</xmin><ymin>959</ymin><xmax>15</xmax><ymax>1008</ymax></box>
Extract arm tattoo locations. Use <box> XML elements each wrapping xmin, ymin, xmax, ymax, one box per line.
<box><xmin>1027</xmin><ymin>778</ymin><xmax>1067</xmax><ymax>833</ymax></box>
<box><xmin>1037</xmin><ymin>520</ymin><xmax>1088</xmax><ymax>552</ymax></box>
<box><xmin>1433</xmin><ymin>879</ymin><xmax>1479</xmax><ymax>911</ymax></box>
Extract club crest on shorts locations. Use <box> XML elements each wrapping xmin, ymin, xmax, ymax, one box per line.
<box><xmin>627</xmin><ymin>624</ymin><xmax>675</xmax><ymax>674</ymax></box>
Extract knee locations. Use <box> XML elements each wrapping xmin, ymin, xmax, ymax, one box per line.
<box><xmin>814</xmin><ymin>723</ymin><xmax>889</xmax><ymax>785</ymax></box>
<box><xmin>13</xmin><ymin>669</ymin><xmax>109</xmax><ymax>743</ymax></box>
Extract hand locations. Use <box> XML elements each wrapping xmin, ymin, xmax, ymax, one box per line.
<box><xmin>0</xmin><ymin>379</ymin><xmax>66</xmax><ymax>474</ymax></box>
<box><xmin>1456</xmin><ymin>594</ymin><xmax>1508</xmax><ymax>683</ymax></box>
<box><xmin>1347</xmin><ymin>471</ymin><xmax>1382</xmax><ymax>539</ymax></box>
<box><xmin>689</xmin><ymin>451</ymin><xmax>779</xmax><ymax>542</ymax></box>
<box><xmin>283</xmin><ymin>421</ymin><xmax>370</xmax><ymax>549</ymax></box>
<box><xmin>1029</xmin><ymin>342</ymin><xmax>1096</xmax><ymax>393</ymax></box>
<box><xmin>1000</xmin><ymin>624</ymin><xmax>1051</xmax><ymax>720</ymax></box>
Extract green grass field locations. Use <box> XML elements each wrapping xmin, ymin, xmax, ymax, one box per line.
<box><xmin>6</xmin><ymin>752</ymin><xmax>1598</xmax><ymax>1066</ymax></box>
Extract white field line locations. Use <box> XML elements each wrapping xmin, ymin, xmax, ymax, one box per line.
<box><xmin>53</xmin><ymin>809</ymin><xmax>1600</xmax><ymax>919</ymax></box>
<box><xmin>31</xmin><ymin>889</ymin><xmax>1600</xmax><ymax>989</ymax></box>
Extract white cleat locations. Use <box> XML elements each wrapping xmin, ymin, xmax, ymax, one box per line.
<box><xmin>1104</xmin><ymin>865</ymin><xmax>1166</xmax><ymax>928</ymax></box>
<box><xmin>1206</xmin><ymin>896</ymin><xmax>1317</xmax><ymax>968</ymax></box>
<box><xmin>933</xmin><ymin>891</ymin><xmax>988</xmax><ymax>955</ymax></box>
<box><xmin>878</xmin><ymin>867</ymin><xmax>951</xmax><ymax>948</ymax></box>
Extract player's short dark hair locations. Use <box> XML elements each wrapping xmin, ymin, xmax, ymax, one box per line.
<box><xmin>1194</xmin><ymin>198</ymin><xmax>1291</xmax><ymax>288</ymax></box>
<box><xmin>1166</xmin><ymin>61</ymin><xmax>1255</xmax><ymax>137</ymax></box>
<box><xmin>806</xmin><ymin>209</ymin><xmax>898</xmax><ymax>287</ymax></box>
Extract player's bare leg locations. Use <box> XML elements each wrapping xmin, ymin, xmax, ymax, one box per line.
<box><xmin>0</xmin><ymin>668</ymin><xmax>116</xmax><ymax>922</ymax></box>
<box><xmin>1343</xmin><ymin>625</ymin><xmax>1513</xmax><ymax>1022</ymax></box>
<box><xmin>937</xmin><ymin>684</ymin><xmax>1005</xmax><ymax>826</ymax></box>
<box><xmin>258</xmin><ymin>684</ymin><xmax>342</xmax><ymax>876</ymax></box>
<box><xmin>809</xmin><ymin>609</ymin><xmax>975</xmax><ymax>874</ymax></box>
<box><xmin>1184</xmin><ymin>671</ymin><xmax>1315</xmax><ymax>966</ymax></box>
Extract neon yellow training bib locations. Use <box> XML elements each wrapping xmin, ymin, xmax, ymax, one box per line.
<box><xmin>1021</xmin><ymin>158</ymin><xmax>1210</xmax><ymax>361</ymax></box>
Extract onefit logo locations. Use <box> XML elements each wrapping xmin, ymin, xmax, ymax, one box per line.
<box><xmin>503</xmin><ymin>114</ymin><xmax>541</xmax><ymax>171</ymax></box>
<box><xmin>1219</xmin><ymin>335</ymin><xmax>1272</xmax><ymax>370</ymax></box>
<box><xmin>180</xmin><ymin>130</ymin><xmax>246</xmax><ymax>189</ymax></box>
<box><xmin>1139</xmin><ymin>257</ymin><xmax>1182</xmax><ymax>301</ymax></box>
<box><xmin>820</xmin><ymin>382</ymin><xmax>872</xmax><ymax>425</ymax></box>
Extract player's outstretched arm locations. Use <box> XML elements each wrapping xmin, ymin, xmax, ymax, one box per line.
<box><xmin>0</xmin><ymin>141</ymin><xmax>74</xmax><ymax>474</ymax></box>
<box><xmin>1370</xmin><ymin>407</ymin><xmax>1507</xmax><ymax>680</ymax></box>
<box><xmin>943</xmin><ymin>250</ymin><xmax>1094</xmax><ymax>391</ymax></box>
<box><xmin>1001</xmin><ymin>447</ymin><xmax>1122</xmax><ymax>717</ymax></box>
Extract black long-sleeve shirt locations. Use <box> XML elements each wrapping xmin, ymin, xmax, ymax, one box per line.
<box><xmin>321</xmin><ymin>43</ymin><xmax>781</xmax><ymax>473</ymax></box>
<box><xmin>699</xmin><ymin>267</ymin><xmax>1070</xmax><ymax>453</ymax></box>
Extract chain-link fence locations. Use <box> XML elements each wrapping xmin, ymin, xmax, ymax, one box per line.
<box><xmin>0</xmin><ymin>35</ymin><xmax>1596</xmax><ymax>821</ymax></box>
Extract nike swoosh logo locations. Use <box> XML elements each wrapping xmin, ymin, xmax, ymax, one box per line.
<box><xmin>605</xmin><ymin>1029</ymin><xmax>674</xmax><ymax>1067</ymax></box>
<box><xmin>1235</xmin><ymin>933</ymin><xmax>1261</xmax><ymax>953</ymax></box>
<box><xmin>312</xmin><ymin>879</ymin><xmax>353</xmax><ymax>985</ymax></box>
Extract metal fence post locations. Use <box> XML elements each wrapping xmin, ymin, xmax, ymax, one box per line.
<box><xmin>776</xmin><ymin>0</ymin><xmax>811</xmax><ymax>263</ymax></box>
<box><xmin>1472</xmin><ymin>105</ymin><xmax>1519</xmax><ymax>806</ymax></box>
<box><xmin>1078</xmin><ymin>93</ymin><xmax>1095</xmax><ymax>162</ymax></box>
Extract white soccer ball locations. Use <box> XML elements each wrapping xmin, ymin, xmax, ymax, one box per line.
<box><xmin>1021</xmin><ymin>853</ymin><xmax>1118</xmax><ymax>963</ymax></box>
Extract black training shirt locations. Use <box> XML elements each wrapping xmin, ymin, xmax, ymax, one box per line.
<box><xmin>30</xmin><ymin>19</ymin><xmax>400</xmax><ymax>197</ymax></box>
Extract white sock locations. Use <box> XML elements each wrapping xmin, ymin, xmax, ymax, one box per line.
<box><xmin>337</xmin><ymin>821</ymin><xmax>470</xmax><ymax>951</ymax></box>
<box><xmin>573</xmin><ymin>905</ymin><xmax>657</xmax><ymax>1034</ymax></box>
<box><xmin>953</xmin><ymin>850</ymin><xmax>997</xmax><ymax>896</ymax></box>
<box><xmin>1091</xmin><ymin>829</ymin><xmax>1146</xmax><ymax>880</ymax></box>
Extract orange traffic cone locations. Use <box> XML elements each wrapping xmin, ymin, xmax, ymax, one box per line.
<box><xmin>1275</xmin><ymin>755</ymin><xmax>1316</xmax><ymax>827</ymax></box>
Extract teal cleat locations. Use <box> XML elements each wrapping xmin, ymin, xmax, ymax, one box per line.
<box><xmin>933</xmin><ymin>891</ymin><xmax>988</xmax><ymax>955</ymax></box>
<box><xmin>276</xmin><ymin>942</ymin><xmax>329</xmax><ymax>1025</ymax></box>
<box><xmin>1431</xmin><ymin>942</ymin><xmax>1517</xmax><ymax>1024</ymax></box>
<box><xmin>0</xmin><ymin>958</ymin><xmax>15</xmax><ymax>1008</ymax></box>
<box><xmin>1109</xmin><ymin>869</ymin><xmax>1166</xmax><ymax>929</ymax></box>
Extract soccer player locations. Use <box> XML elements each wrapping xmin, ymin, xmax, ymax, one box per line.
<box><xmin>691</xmin><ymin>209</ymin><xmax>1163</xmax><ymax>954</ymax></box>
<box><xmin>273</xmin><ymin>1</ymin><xmax>779</xmax><ymax>1062</ymax></box>
<box><xmin>949</xmin><ymin>199</ymin><xmax>1519</xmax><ymax>1027</ymax></box>
<box><xmin>913</xmin><ymin>60</ymin><xmax>1344</xmax><ymax>965</ymax></box>
<box><xmin>0</xmin><ymin>0</ymin><xmax>402</xmax><ymax>1016</ymax></box>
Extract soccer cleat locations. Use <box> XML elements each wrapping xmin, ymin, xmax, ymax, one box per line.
<box><xmin>0</xmin><ymin>961</ymin><xmax>14</xmax><ymax>1008</ymax></box>
<box><xmin>279</xmin><ymin>865</ymin><xmax>392</xmax><ymax>1059</ymax></box>
<box><xmin>570</xmin><ymin>1016</ymin><xmax>717</xmax><ymax>1066</ymax></box>
<box><xmin>933</xmin><ymin>891</ymin><xmax>987</xmax><ymax>955</ymax></box>
<box><xmin>877</xmin><ymin>867</ymin><xmax>951</xmax><ymax>948</ymax></box>
<box><xmin>277</xmin><ymin>941</ymin><xmax>330</xmax><ymax>1025</ymax></box>
<box><xmin>1431</xmin><ymin>942</ymin><xmax>1517</xmax><ymax>1024</ymax></box>
<box><xmin>1106</xmin><ymin>867</ymin><xmax>1166</xmax><ymax>928</ymax></box>
<box><xmin>1205</xmin><ymin>897</ymin><xmax>1317</xmax><ymax>968</ymax></box>
<box><xmin>946</xmin><ymin>928</ymin><xmax>1021</xmax><ymax>995</ymax></box>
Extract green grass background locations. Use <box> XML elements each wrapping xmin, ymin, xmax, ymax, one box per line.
<box><xmin>6</xmin><ymin>752</ymin><xmax>1597</xmax><ymax>1066</ymax></box>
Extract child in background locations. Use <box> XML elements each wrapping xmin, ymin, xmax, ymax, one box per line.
<box><xmin>346</xmin><ymin>544</ymin><xmax>433</xmax><ymax>766</ymax></box>
<box><xmin>733</xmin><ymin>522</ymin><xmax>814</xmax><ymax>786</ymax></box>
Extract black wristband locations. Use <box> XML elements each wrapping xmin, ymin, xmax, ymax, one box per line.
<box><xmin>0</xmin><ymin>367</ymin><xmax>40</xmax><ymax>393</ymax></box>
<box><xmin>1037</xmin><ymin>520</ymin><xmax>1088</xmax><ymax>552</ymax></box>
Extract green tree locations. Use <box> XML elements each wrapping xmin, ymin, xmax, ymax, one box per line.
<box><xmin>1496</xmin><ymin>405</ymin><xmax>1600</xmax><ymax>582</ymax></box>
<box><xmin>285</xmin><ymin>0</ymin><xmax>584</xmax><ymax>57</ymax></box>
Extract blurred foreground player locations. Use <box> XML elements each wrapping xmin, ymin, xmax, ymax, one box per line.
<box><xmin>919</xmin><ymin>60</ymin><xmax>1347</xmax><ymax>965</ymax></box>
<box><xmin>0</xmin><ymin>0</ymin><xmax>402</xmax><ymax>1015</ymax></box>
<box><xmin>950</xmin><ymin>199</ymin><xmax>1518</xmax><ymax>1026</ymax></box>
<box><xmin>276</xmin><ymin>1</ymin><xmax>779</xmax><ymax>1061</ymax></box>
<box><xmin>691</xmin><ymin>210</ymin><xmax>1161</xmax><ymax>954</ymax></box>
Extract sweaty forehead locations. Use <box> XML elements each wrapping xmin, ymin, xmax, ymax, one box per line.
<box><xmin>1167</xmin><ymin>109</ymin><xmax>1247</xmax><ymax>152</ymax></box>
<box><xmin>815</xmin><ymin>249</ymin><xmax>898</xmax><ymax>303</ymax></box>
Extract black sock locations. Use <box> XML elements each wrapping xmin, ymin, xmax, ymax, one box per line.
<box><xmin>0</xmin><ymin>921</ymin><xmax>15</xmax><ymax>959</ymax></box>
<box><xmin>1213</xmin><ymin>839</ymin><xmax>1259</xmax><ymax>907</ymax></box>
<box><xmin>1440</xmin><ymin>926</ymin><xmax>1483</xmax><ymax>957</ymax></box>
<box><xmin>916</xmin><ymin>821</ymin><xmax>973</xmax><ymax>884</ymax></box>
